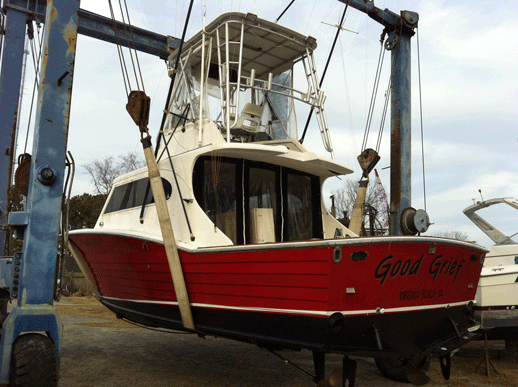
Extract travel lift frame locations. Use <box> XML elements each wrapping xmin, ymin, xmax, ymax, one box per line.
<box><xmin>0</xmin><ymin>0</ymin><xmax>424</xmax><ymax>385</ymax></box>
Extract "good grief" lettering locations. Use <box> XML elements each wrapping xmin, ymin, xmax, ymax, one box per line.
<box><xmin>374</xmin><ymin>255</ymin><xmax>465</xmax><ymax>286</ymax></box>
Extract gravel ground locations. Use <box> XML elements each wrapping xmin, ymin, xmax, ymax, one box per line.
<box><xmin>55</xmin><ymin>296</ymin><xmax>517</xmax><ymax>387</ymax></box>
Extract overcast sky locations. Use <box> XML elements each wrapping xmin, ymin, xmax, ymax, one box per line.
<box><xmin>15</xmin><ymin>0</ymin><xmax>518</xmax><ymax>246</ymax></box>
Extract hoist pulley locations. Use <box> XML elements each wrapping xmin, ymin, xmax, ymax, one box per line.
<box><xmin>357</xmin><ymin>148</ymin><xmax>380</xmax><ymax>179</ymax></box>
<box><xmin>126</xmin><ymin>90</ymin><xmax>150</xmax><ymax>134</ymax></box>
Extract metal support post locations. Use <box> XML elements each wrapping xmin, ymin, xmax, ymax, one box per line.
<box><xmin>339</xmin><ymin>0</ymin><xmax>418</xmax><ymax>236</ymax></box>
<box><xmin>0</xmin><ymin>0</ymin><xmax>80</xmax><ymax>382</ymax></box>
<box><xmin>389</xmin><ymin>30</ymin><xmax>412</xmax><ymax>235</ymax></box>
<box><xmin>0</xmin><ymin>3</ymin><xmax>29</xmax><ymax>253</ymax></box>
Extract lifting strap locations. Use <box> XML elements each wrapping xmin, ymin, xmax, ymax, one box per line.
<box><xmin>141</xmin><ymin>135</ymin><xmax>195</xmax><ymax>330</ymax></box>
<box><xmin>128</xmin><ymin>90</ymin><xmax>195</xmax><ymax>330</ymax></box>
<box><xmin>349</xmin><ymin>179</ymin><xmax>368</xmax><ymax>236</ymax></box>
<box><xmin>109</xmin><ymin>0</ymin><xmax>194</xmax><ymax>329</ymax></box>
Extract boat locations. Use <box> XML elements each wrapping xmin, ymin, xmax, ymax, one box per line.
<box><xmin>68</xmin><ymin>11</ymin><xmax>486</xmax><ymax>384</ymax></box>
<box><xmin>463</xmin><ymin>197</ymin><xmax>518</xmax><ymax>341</ymax></box>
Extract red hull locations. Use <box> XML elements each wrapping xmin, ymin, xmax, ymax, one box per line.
<box><xmin>69</xmin><ymin>232</ymin><xmax>485</xmax><ymax>356</ymax></box>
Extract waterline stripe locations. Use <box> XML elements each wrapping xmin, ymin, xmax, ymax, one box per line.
<box><xmin>101</xmin><ymin>296</ymin><xmax>470</xmax><ymax>317</ymax></box>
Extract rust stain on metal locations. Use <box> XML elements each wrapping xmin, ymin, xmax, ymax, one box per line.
<box><xmin>11</xmin><ymin>101</ymin><xmax>19</xmax><ymax>134</ymax></box>
<box><xmin>40</xmin><ymin>42</ymin><xmax>49</xmax><ymax>98</ymax></box>
<box><xmin>357</xmin><ymin>148</ymin><xmax>380</xmax><ymax>178</ymax></box>
<box><xmin>167</xmin><ymin>36</ymin><xmax>179</xmax><ymax>54</ymax></box>
<box><xmin>8</xmin><ymin>101</ymin><xmax>18</xmax><ymax>201</ymax></box>
<box><xmin>390</xmin><ymin>110</ymin><xmax>402</xmax><ymax>202</ymax></box>
<box><xmin>64</xmin><ymin>22</ymin><xmax>77</xmax><ymax>57</ymax></box>
<box><xmin>14</xmin><ymin>156</ymin><xmax>31</xmax><ymax>196</ymax></box>
<box><xmin>39</xmin><ymin>5</ymin><xmax>57</xmax><ymax>93</ymax></box>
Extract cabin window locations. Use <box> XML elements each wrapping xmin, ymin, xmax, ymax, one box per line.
<box><xmin>285</xmin><ymin>173</ymin><xmax>314</xmax><ymax>241</ymax></box>
<box><xmin>193</xmin><ymin>156</ymin><xmax>321</xmax><ymax>244</ymax></box>
<box><xmin>247</xmin><ymin>167</ymin><xmax>279</xmax><ymax>243</ymax></box>
<box><xmin>104</xmin><ymin>177</ymin><xmax>172</xmax><ymax>214</ymax></box>
<box><xmin>197</xmin><ymin>159</ymin><xmax>241</xmax><ymax>244</ymax></box>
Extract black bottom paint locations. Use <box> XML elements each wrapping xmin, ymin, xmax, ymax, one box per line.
<box><xmin>101</xmin><ymin>298</ymin><xmax>477</xmax><ymax>358</ymax></box>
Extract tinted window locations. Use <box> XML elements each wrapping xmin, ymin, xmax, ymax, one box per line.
<box><xmin>194</xmin><ymin>158</ymin><xmax>240</xmax><ymax>244</ymax></box>
<box><xmin>104</xmin><ymin>177</ymin><xmax>172</xmax><ymax>213</ymax></box>
<box><xmin>286</xmin><ymin>173</ymin><xmax>313</xmax><ymax>241</ymax></box>
<box><xmin>193</xmin><ymin>156</ymin><xmax>322</xmax><ymax>244</ymax></box>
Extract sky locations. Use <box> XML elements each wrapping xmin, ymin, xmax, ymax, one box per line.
<box><xmin>11</xmin><ymin>0</ymin><xmax>518</xmax><ymax>247</ymax></box>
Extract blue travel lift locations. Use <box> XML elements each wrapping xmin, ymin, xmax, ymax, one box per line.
<box><xmin>0</xmin><ymin>1</ymin><xmax>180</xmax><ymax>384</ymax></box>
<box><xmin>0</xmin><ymin>0</ymin><xmax>418</xmax><ymax>385</ymax></box>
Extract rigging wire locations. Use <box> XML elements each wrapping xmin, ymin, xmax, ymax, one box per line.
<box><xmin>108</xmin><ymin>0</ymin><xmax>132</xmax><ymax>96</ymax></box>
<box><xmin>28</xmin><ymin>29</ymin><xmax>39</xmax><ymax>87</ymax></box>
<box><xmin>263</xmin><ymin>347</ymin><xmax>315</xmax><ymax>380</ymax></box>
<box><xmin>157</xmin><ymin>0</ymin><xmax>195</xmax><ymax>139</ymax></box>
<box><xmin>159</xmin><ymin>130</ymin><xmax>195</xmax><ymax>240</ymax></box>
<box><xmin>36</xmin><ymin>17</ymin><xmax>43</xmax><ymax>47</ymax></box>
<box><xmin>107</xmin><ymin>0</ymin><xmax>147</xmax><ymax>95</ymax></box>
<box><xmin>375</xmin><ymin>74</ymin><xmax>391</xmax><ymax>153</ymax></box>
<box><xmin>299</xmin><ymin>0</ymin><xmax>349</xmax><ymax>144</ymax></box>
<box><xmin>375</xmin><ymin>31</ymin><xmax>400</xmax><ymax>155</ymax></box>
<box><xmin>417</xmin><ymin>27</ymin><xmax>427</xmax><ymax>212</ymax></box>
<box><xmin>138</xmin><ymin>0</ymin><xmax>195</xmax><ymax>223</ymax></box>
<box><xmin>337</xmin><ymin>34</ymin><xmax>358</xmax><ymax>163</ymax></box>
<box><xmin>118</xmin><ymin>0</ymin><xmax>146</xmax><ymax>93</ymax></box>
<box><xmin>276</xmin><ymin>0</ymin><xmax>295</xmax><ymax>22</ymax></box>
<box><xmin>304</xmin><ymin>0</ymin><xmax>318</xmax><ymax>36</ymax></box>
<box><xmin>362</xmin><ymin>23</ymin><xmax>402</xmax><ymax>158</ymax></box>
<box><xmin>23</xmin><ymin>21</ymin><xmax>45</xmax><ymax>154</ymax></box>
<box><xmin>157</xmin><ymin>105</ymin><xmax>191</xmax><ymax>162</ymax></box>
<box><xmin>361</xmin><ymin>40</ymin><xmax>385</xmax><ymax>152</ymax></box>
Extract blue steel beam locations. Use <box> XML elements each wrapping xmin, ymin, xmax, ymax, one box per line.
<box><xmin>0</xmin><ymin>0</ymin><xmax>178</xmax><ymax>381</ymax></box>
<box><xmin>16</xmin><ymin>0</ymin><xmax>79</xmax><ymax>305</ymax></box>
<box><xmin>389</xmin><ymin>29</ymin><xmax>413</xmax><ymax>236</ymax></box>
<box><xmin>0</xmin><ymin>0</ymin><xmax>80</xmax><ymax>381</ymax></box>
<box><xmin>77</xmin><ymin>8</ymin><xmax>180</xmax><ymax>60</ymax></box>
<box><xmin>3</xmin><ymin>0</ymin><xmax>47</xmax><ymax>23</ymax></box>
<box><xmin>338</xmin><ymin>0</ymin><xmax>400</xmax><ymax>29</ymax></box>
<box><xmin>0</xmin><ymin>2</ymin><xmax>31</xmax><ymax>254</ymax></box>
<box><xmin>338</xmin><ymin>0</ymin><xmax>418</xmax><ymax>235</ymax></box>
<box><xmin>0</xmin><ymin>2</ymin><xmax>180</xmax><ymax>241</ymax></box>
<box><xmin>0</xmin><ymin>3</ymin><xmax>179</xmax><ymax>249</ymax></box>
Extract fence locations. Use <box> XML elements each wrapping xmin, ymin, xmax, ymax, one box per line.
<box><xmin>63</xmin><ymin>271</ymin><xmax>95</xmax><ymax>295</ymax></box>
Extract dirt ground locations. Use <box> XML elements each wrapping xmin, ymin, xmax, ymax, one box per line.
<box><xmin>55</xmin><ymin>296</ymin><xmax>517</xmax><ymax>386</ymax></box>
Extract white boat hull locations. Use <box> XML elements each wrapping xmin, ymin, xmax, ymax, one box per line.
<box><xmin>474</xmin><ymin>249</ymin><xmax>518</xmax><ymax>329</ymax></box>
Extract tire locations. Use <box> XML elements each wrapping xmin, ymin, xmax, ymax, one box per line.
<box><xmin>10</xmin><ymin>334</ymin><xmax>58</xmax><ymax>387</ymax></box>
<box><xmin>375</xmin><ymin>353</ymin><xmax>430</xmax><ymax>383</ymax></box>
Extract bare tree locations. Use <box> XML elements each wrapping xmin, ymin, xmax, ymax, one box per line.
<box><xmin>83</xmin><ymin>151</ymin><xmax>145</xmax><ymax>196</ymax></box>
<box><xmin>119</xmin><ymin>151</ymin><xmax>146</xmax><ymax>173</ymax></box>
<box><xmin>330</xmin><ymin>179</ymin><xmax>357</xmax><ymax>221</ymax></box>
<box><xmin>432</xmin><ymin>231</ymin><xmax>470</xmax><ymax>241</ymax></box>
<box><xmin>331</xmin><ymin>179</ymin><xmax>469</xmax><ymax>240</ymax></box>
<box><xmin>330</xmin><ymin>178</ymin><xmax>389</xmax><ymax>233</ymax></box>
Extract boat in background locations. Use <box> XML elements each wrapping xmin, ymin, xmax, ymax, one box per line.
<box><xmin>67</xmin><ymin>10</ymin><xmax>486</xmax><ymax>385</ymax></box>
<box><xmin>463</xmin><ymin>197</ymin><xmax>518</xmax><ymax>342</ymax></box>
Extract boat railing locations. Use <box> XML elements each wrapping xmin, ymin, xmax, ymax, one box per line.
<box><xmin>166</xmin><ymin>13</ymin><xmax>334</xmax><ymax>156</ymax></box>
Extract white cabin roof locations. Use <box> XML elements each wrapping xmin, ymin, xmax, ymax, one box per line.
<box><xmin>168</xmin><ymin>12</ymin><xmax>318</xmax><ymax>79</ymax></box>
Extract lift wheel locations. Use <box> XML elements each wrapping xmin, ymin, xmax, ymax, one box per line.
<box><xmin>10</xmin><ymin>334</ymin><xmax>57</xmax><ymax>387</ymax></box>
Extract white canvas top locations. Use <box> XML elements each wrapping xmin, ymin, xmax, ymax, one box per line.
<box><xmin>168</xmin><ymin>12</ymin><xmax>318</xmax><ymax>79</ymax></box>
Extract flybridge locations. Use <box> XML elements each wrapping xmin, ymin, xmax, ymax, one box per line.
<box><xmin>164</xmin><ymin>12</ymin><xmax>334</xmax><ymax>155</ymax></box>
